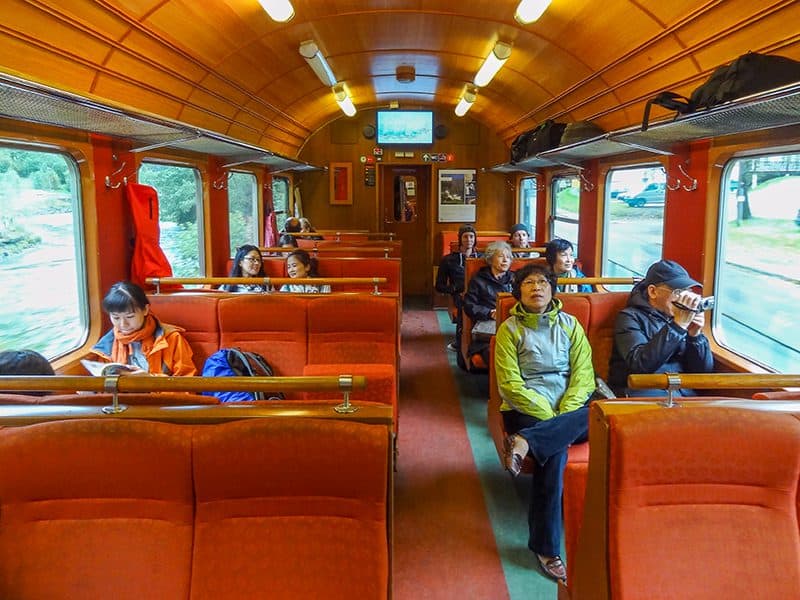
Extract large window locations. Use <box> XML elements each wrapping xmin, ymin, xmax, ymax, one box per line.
<box><xmin>518</xmin><ymin>177</ymin><xmax>537</xmax><ymax>241</ymax></box>
<box><xmin>0</xmin><ymin>146</ymin><xmax>86</xmax><ymax>359</ymax></box>
<box><xmin>138</xmin><ymin>162</ymin><xmax>203</xmax><ymax>277</ymax></box>
<box><xmin>602</xmin><ymin>165</ymin><xmax>666</xmax><ymax>282</ymax></box>
<box><xmin>551</xmin><ymin>175</ymin><xmax>580</xmax><ymax>252</ymax></box>
<box><xmin>716</xmin><ymin>152</ymin><xmax>800</xmax><ymax>372</ymax></box>
<box><xmin>228</xmin><ymin>171</ymin><xmax>259</xmax><ymax>253</ymax></box>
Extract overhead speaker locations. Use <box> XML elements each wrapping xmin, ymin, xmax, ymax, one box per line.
<box><xmin>363</xmin><ymin>124</ymin><xmax>376</xmax><ymax>139</ymax></box>
<box><xmin>434</xmin><ymin>124</ymin><xmax>448</xmax><ymax>139</ymax></box>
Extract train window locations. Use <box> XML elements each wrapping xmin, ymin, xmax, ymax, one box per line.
<box><xmin>716</xmin><ymin>153</ymin><xmax>800</xmax><ymax>372</ymax></box>
<box><xmin>602</xmin><ymin>166</ymin><xmax>666</xmax><ymax>284</ymax></box>
<box><xmin>272</xmin><ymin>176</ymin><xmax>289</xmax><ymax>222</ymax></box>
<box><xmin>518</xmin><ymin>177</ymin><xmax>537</xmax><ymax>240</ymax></box>
<box><xmin>138</xmin><ymin>162</ymin><xmax>203</xmax><ymax>277</ymax></box>
<box><xmin>551</xmin><ymin>175</ymin><xmax>580</xmax><ymax>252</ymax></box>
<box><xmin>0</xmin><ymin>146</ymin><xmax>87</xmax><ymax>359</ymax></box>
<box><xmin>227</xmin><ymin>171</ymin><xmax>259</xmax><ymax>253</ymax></box>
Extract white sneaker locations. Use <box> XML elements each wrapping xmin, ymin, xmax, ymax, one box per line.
<box><xmin>447</xmin><ymin>342</ymin><xmax>458</xmax><ymax>352</ymax></box>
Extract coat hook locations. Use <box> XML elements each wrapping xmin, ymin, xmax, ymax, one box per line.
<box><xmin>578</xmin><ymin>170</ymin><xmax>595</xmax><ymax>192</ymax></box>
<box><xmin>660</xmin><ymin>166</ymin><xmax>681</xmax><ymax>191</ymax></box>
<box><xmin>212</xmin><ymin>171</ymin><xmax>230</xmax><ymax>190</ymax></box>
<box><xmin>677</xmin><ymin>163</ymin><xmax>698</xmax><ymax>191</ymax></box>
<box><xmin>105</xmin><ymin>161</ymin><xmax>130</xmax><ymax>189</ymax></box>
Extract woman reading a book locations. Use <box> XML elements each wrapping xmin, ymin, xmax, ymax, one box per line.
<box><xmin>90</xmin><ymin>281</ymin><xmax>196</xmax><ymax>376</ymax></box>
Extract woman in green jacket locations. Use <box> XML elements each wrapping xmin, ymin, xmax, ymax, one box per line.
<box><xmin>495</xmin><ymin>263</ymin><xmax>595</xmax><ymax>583</ymax></box>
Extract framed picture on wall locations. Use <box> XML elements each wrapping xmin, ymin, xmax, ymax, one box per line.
<box><xmin>329</xmin><ymin>162</ymin><xmax>353</xmax><ymax>205</ymax></box>
<box><xmin>438</xmin><ymin>168</ymin><xmax>477</xmax><ymax>222</ymax></box>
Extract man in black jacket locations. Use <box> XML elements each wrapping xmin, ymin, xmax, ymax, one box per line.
<box><xmin>608</xmin><ymin>259</ymin><xmax>714</xmax><ymax>396</ymax></box>
<box><xmin>436</xmin><ymin>224</ymin><xmax>481</xmax><ymax>353</ymax></box>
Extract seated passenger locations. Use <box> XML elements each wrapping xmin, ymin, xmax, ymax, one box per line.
<box><xmin>221</xmin><ymin>245</ymin><xmax>268</xmax><ymax>293</ymax></box>
<box><xmin>463</xmin><ymin>240</ymin><xmax>515</xmax><ymax>365</ymax></box>
<box><xmin>279</xmin><ymin>249</ymin><xmax>331</xmax><ymax>294</ymax></box>
<box><xmin>607</xmin><ymin>259</ymin><xmax>713</xmax><ymax>397</ymax></box>
<box><xmin>91</xmin><ymin>281</ymin><xmax>196</xmax><ymax>376</ymax></box>
<box><xmin>509</xmin><ymin>223</ymin><xmax>536</xmax><ymax>257</ymax></box>
<box><xmin>495</xmin><ymin>263</ymin><xmax>595</xmax><ymax>583</ymax></box>
<box><xmin>278</xmin><ymin>233</ymin><xmax>298</xmax><ymax>248</ymax></box>
<box><xmin>298</xmin><ymin>217</ymin><xmax>323</xmax><ymax>240</ymax></box>
<box><xmin>282</xmin><ymin>217</ymin><xmax>302</xmax><ymax>233</ymax></box>
<box><xmin>544</xmin><ymin>238</ymin><xmax>592</xmax><ymax>293</ymax></box>
<box><xmin>0</xmin><ymin>349</ymin><xmax>55</xmax><ymax>396</ymax></box>
<box><xmin>435</xmin><ymin>224</ymin><xmax>482</xmax><ymax>353</ymax></box>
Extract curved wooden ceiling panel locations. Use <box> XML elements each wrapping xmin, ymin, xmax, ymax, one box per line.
<box><xmin>0</xmin><ymin>0</ymin><xmax>798</xmax><ymax>157</ymax></box>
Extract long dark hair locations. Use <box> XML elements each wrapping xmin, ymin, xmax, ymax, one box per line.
<box><xmin>102</xmin><ymin>281</ymin><xmax>149</xmax><ymax>313</ymax></box>
<box><xmin>229</xmin><ymin>245</ymin><xmax>265</xmax><ymax>277</ymax></box>
<box><xmin>286</xmin><ymin>249</ymin><xmax>319</xmax><ymax>277</ymax></box>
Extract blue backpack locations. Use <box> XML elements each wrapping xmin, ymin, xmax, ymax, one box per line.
<box><xmin>201</xmin><ymin>348</ymin><xmax>284</xmax><ymax>402</ymax></box>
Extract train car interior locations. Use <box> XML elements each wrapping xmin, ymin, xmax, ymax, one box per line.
<box><xmin>1</xmin><ymin>1</ymin><xmax>799</xmax><ymax>598</ymax></box>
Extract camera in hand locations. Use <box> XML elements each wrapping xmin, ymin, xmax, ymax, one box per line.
<box><xmin>672</xmin><ymin>295</ymin><xmax>715</xmax><ymax>313</ymax></box>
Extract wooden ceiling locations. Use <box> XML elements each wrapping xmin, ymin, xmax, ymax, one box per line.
<box><xmin>2</xmin><ymin>0</ymin><xmax>799</xmax><ymax>157</ymax></box>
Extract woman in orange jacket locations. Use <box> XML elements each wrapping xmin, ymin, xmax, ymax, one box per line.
<box><xmin>90</xmin><ymin>281</ymin><xmax>196</xmax><ymax>376</ymax></box>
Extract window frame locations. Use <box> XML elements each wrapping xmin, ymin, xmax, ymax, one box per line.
<box><xmin>549</xmin><ymin>172</ymin><xmax>581</xmax><ymax>248</ymax></box>
<box><xmin>517</xmin><ymin>175</ymin><xmax>538</xmax><ymax>242</ymax></box>
<box><xmin>227</xmin><ymin>169</ymin><xmax>260</xmax><ymax>255</ymax></box>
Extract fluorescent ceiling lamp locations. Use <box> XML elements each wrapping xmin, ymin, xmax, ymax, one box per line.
<box><xmin>258</xmin><ymin>0</ymin><xmax>295</xmax><ymax>22</ymax></box>
<box><xmin>333</xmin><ymin>83</ymin><xmax>357</xmax><ymax>117</ymax></box>
<box><xmin>473</xmin><ymin>41</ymin><xmax>512</xmax><ymax>87</ymax></box>
<box><xmin>515</xmin><ymin>0</ymin><xmax>552</xmax><ymax>24</ymax></box>
<box><xmin>299</xmin><ymin>40</ymin><xmax>337</xmax><ymax>87</ymax></box>
<box><xmin>454</xmin><ymin>85</ymin><xmax>477</xmax><ymax>117</ymax></box>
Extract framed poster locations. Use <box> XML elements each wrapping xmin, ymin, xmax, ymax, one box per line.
<box><xmin>329</xmin><ymin>162</ymin><xmax>353</xmax><ymax>205</ymax></box>
<box><xmin>438</xmin><ymin>169</ymin><xmax>477</xmax><ymax>222</ymax></box>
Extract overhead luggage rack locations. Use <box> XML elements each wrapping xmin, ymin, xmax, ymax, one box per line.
<box><xmin>0</xmin><ymin>72</ymin><xmax>320</xmax><ymax>172</ymax></box>
<box><xmin>489</xmin><ymin>81</ymin><xmax>800</xmax><ymax>172</ymax></box>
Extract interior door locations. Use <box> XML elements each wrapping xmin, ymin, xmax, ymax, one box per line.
<box><xmin>379</xmin><ymin>164</ymin><xmax>430</xmax><ymax>296</ymax></box>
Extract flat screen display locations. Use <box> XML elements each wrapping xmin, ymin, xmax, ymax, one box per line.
<box><xmin>376</xmin><ymin>110</ymin><xmax>433</xmax><ymax>145</ymax></box>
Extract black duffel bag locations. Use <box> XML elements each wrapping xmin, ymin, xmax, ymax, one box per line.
<box><xmin>642</xmin><ymin>51</ymin><xmax>800</xmax><ymax>130</ymax></box>
<box><xmin>510</xmin><ymin>120</ymin><xmax>566</xmax><ymax>163</ymax></box>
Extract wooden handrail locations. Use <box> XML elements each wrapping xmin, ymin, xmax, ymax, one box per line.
<box><xmin>0</xmin><ymin>402</ymin><xmax>393</xmax><ymax>427</ymax></box>
<box><xmin>146</xmin><ymin>276</ymin><xmax>388</xmax><ymax>293</ymax></box>
<box><xmin>512</xmin><ymin>247</ymin><xmax>546</xmax><ymax>254</ymax></box>
<box><xmin>558</xmin><ymin>277</ymin><xmax>640</xmax><ymax>285</ymax></box>
<box><xmin>0</xmin><ymin>375</ymin><xmax>367</xmax><ymax>394</ymax></box>
<box><xmin>628</xmin><ymin>373</ymin><xmax>800</xmax><ymax>390</ymax></box>
<box><xmin>284</xmin><ymin>231</ymin><xmax>396</xmax><ymax>240</ymax></box>
<box><xmin>260</xmin><ymin>246</ymin><xmax>391</xmax><ymax>255</ymax></box>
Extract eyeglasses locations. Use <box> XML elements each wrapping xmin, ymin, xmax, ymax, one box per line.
<box><xmin>520</xmin><ymin>278</ymin><xmax>549</xmax><ymax>288</ymax></box>
<box><xmin>243</xmin><ymin>257</ymin><xmax>262</xmax><ymax>263</ymax></box>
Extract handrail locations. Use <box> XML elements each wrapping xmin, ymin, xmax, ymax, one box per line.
<box><xmin>512</xmin><ymin>247</ymin><xmax>546</xmax><ymax>254</ymax></box>
<box><xmin>0</xmin><ymin>402</ymin><xmax>393</xmax><ymax>427</ymax></box>
<box><xmin>557</xmin><ymin>277</ymin><xmax>641</xmax><ymax>285</ymax></box>
<box><xmin>284</xmin><ymin>231</ymin><xmax>396</xmax><ymax>240</ymax></box>
<box><xmin>146</xmin><ymin>276</ymin><xmax>388</xmax><ymax>294</ymax></box>
<box><xmin>0</xmin><ymin>375</ymin><xmax>366</xmax><ymax>394</ymax></box>
<box><xmin>260</xmin><ymin>246</ymin><xmax>391</xmax><ymax>255</ymax></box>
<box><xmin>628</xmin><ymin>373</ymin><xmax>800</xmax><ymax>390</ymax></box>
<box><xmin>0</xmin><ymin>375</ymin><xmax>368</xmax><ymax>416</ymax></box>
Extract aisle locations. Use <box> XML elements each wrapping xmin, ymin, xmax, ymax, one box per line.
<box><xmin>392</xmin><ymin>301</ymin><xmax>508</xmax><ymax>599</ymax></box>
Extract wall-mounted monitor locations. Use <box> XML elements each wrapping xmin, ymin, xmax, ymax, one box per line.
<box><xmin>376</xmin><ymin>110</ymin><xmax>433</xmax><ymax>145</ymax></box>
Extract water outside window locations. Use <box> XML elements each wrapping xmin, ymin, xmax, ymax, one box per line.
<box><xmin>0</xmin><ymin>147</ymin><xmax>86</xmax><ymax>358</ymax></box>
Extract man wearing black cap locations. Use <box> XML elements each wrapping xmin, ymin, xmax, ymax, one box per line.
<box><xmin>436</xmin><ymin>224</ymin><xmax>481</xmax><ymax>354</ymax></box>
<box><xmin>509</xmin><ymin>223</ymin><xmax>536</xmax><ymax>258</ymax></box>
<box><xmin>608</xmin><ymin>259</ymin><xmax>714</xmax><ymax>396</ymax></box>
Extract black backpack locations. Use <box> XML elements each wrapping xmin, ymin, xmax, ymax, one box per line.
<box><xmin>510</xmin><ymin>120</ymin><xmax>567</xmax><ymax>163</ymax></box>
<box><xmin>642</xmin><ymin>51</ymin><xmax>800</xmax><ymax>130</ymax></box>
<box><xmin>201</xmin><ymin>347</ymin><xmax>285</xmax><ymax>402</ymax></box>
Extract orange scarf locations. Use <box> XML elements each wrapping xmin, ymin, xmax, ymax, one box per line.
<box><xmin>111</xmin><ymin>314</ymin><xmax>158</xmax><ymax>365</ymax></box>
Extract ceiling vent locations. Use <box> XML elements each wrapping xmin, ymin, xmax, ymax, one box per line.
<box><xmin>396</xmin><ymin>65</ymin><xmax>416</xmax><ymax>83</ymax></box>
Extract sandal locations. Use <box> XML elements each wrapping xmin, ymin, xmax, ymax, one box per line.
<box><xmin>503</xmin><ymin>434</ymin><xmax>528</xmax><ymax>477</ymax></box>
<box><xmin>536</xmin><ymin>554</ymin><xmax>566</xmax><ymax>582</ymax></box>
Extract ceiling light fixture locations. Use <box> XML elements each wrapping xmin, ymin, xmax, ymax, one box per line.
<box><xmin>299</xmin><ymin>40</ymin><xmax>337</xmax><ymax>87</ymax></box>
<box><xmin>473</xmin><ymin>41</ymin><xmax>512</xmax><ymax>87</ymax></box>
<box><xmin>514</xmin><ymin>0</ymin><xmax>552</xmax><ymax>24</ymax></box>
<box><xmin>333</xmin><ymin>83</ymin><xmax>357</xmax><ymax>117</ymax></box>
<box><xmin>454</xmin><ymin>85</ymin><xmax>477</xmax><ymax>117</ymax></box>
<box><xmin>258</xmin><ymin>0</ymin><xmax>295</xmax><ymax>23</ymax></box>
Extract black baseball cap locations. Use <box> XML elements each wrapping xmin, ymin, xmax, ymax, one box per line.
<box><xmin>642</xmin><ymin>259</ymin><xmax>701</xmax><ymax>289</ymax></box>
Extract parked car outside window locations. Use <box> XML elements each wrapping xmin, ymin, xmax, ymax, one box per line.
<box><xmin>620</xmin><ymin>182</ymin><xmax>666</xmax><ymax>207</ymax></box>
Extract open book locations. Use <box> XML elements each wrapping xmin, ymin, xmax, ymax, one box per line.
<box><xmin>80</xmin><ymin>359</ymin><xmax>139</xmax><ymax>376</ymax></box>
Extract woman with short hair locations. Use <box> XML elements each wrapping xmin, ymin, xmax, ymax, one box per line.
<box><xmin>495</xmin><ymin>262</ymin><xmax>594</xmax><ymax>582</ymax></box>
<box><xmin>544</xmin><ymin>238</ymin><xmax>592</xmax><ymax>293</ymax></box>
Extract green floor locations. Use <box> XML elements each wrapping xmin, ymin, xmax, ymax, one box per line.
<box><xmin>435</xmin><ymin>309</ymin><xmax>559</xmax><ymax>600</ymax></box>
